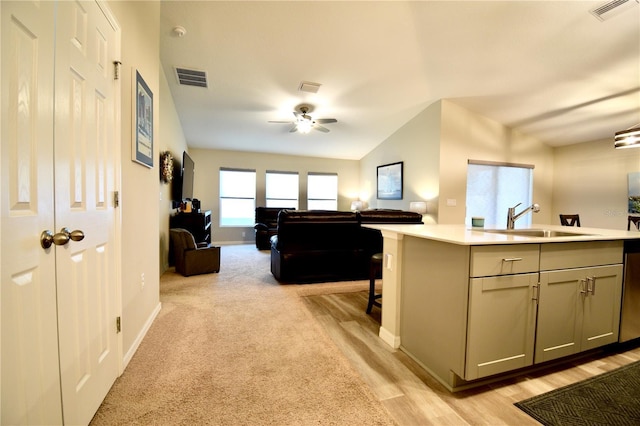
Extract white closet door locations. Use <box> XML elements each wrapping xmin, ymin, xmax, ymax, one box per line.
<box><xmin>1</xmin><ymin>1</ymin><xmax>62</xmax><ymax>424</ymax></box>
<box><xmin>1</xmin><ymin>1</ymin><xmax>120</xmax><ymax>424</ymax></box>
<box><xmin>53</xmin><ymin>1</ymin><xmax>120</xmax><ymax>424</ymax></box>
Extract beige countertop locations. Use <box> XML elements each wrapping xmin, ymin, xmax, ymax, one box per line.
<box><xmin>364</xmin><ymin>223</ymin><xmax>640</xmax><ymax>245</ymax></box>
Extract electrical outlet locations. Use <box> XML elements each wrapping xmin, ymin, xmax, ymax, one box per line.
<box><xmin>242</xmin><ymin>231</ymin><xmax>246</xmax><ymax>237</ymax></box>
<box><xmin>140</xmin><ymin>272</ymin><xmax>145</xmax><ymax>289</ymax></box>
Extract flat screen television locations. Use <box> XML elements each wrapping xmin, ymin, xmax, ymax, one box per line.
<box><xmin>181</xmin><ymin>151</ymin><xmax>195</xmax><ymax>201</ymax></box>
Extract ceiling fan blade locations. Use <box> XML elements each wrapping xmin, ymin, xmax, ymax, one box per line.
<box><xmin>313</xmin><ymin>124</ymin><xmax>330</xmax><ymax>133</ymax></box>
<box><xmin>315</xmin><ymin>118</ymin><xmax>337</xmax><ymax>124</ymax></box>
<box><xmin>289</xmin><ymin>125</ymin><xmax>298</xmax><ymax>133</ymax></box>
<box><xmin>268</xmin><ymin>120</ymin><xmax>293</xmax><ymax>123</ymax></box>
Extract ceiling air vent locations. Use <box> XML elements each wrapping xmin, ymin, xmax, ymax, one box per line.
<box><xmin>590</xmin><ymin>0</ymin><xmax>639</xmax><ymax>21</ymax></box>
<box><xmin>175</xmin><ymin>67</ymin><xmax>208</xmax><ymax>88</ymax></box>
<box><xmin>298</xmin><ymin>81</ymin><xmax>321</xmax><ymax>94</ymax></box>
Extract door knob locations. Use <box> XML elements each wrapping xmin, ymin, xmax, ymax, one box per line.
<box><xmin>62</xmin><ymin>227</ymin><xmax>85</xmax><ymax>242</ymax></box>
<box><xmin>40</xmin><ymin>228</ymin><xmax>85</xmax><ymax>249</ymax></box>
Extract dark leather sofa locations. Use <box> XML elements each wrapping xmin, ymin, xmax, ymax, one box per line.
<box><xmin>254</xmin><ymin>207</ymin><xmax>283</xmax><ymax>250</ymax></box>
<box><xmin>270</xmin><ymin>209</ymin><xmax>423</xmax><ymax>283</ymax></box>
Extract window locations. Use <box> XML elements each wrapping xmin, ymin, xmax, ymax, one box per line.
<box><xmin>307</xmin><ymin>173</ymin><xmax>338</xmax><ymax>210</ymax></box>
<box><xmin>266</xmin><ymin>171</ymin><xmax>299</xmax><ymax>208</ymax></box>
<box><xmin>219</xmin><ymin>168</ymin><xmax>256</xmax><ymax>226</ymax></box>
<box><xmin>466</xmin><ymin>161</ymin><xmax>534</xmax><ymax>228</ymax></box>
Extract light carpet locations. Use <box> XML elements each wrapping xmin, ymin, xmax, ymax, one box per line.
<box><xmin>90</xmin><ymin>244</ymin><xmax>394</xmax><ymax>425</ymax></box>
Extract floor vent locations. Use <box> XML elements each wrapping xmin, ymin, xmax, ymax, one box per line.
<box><xmin>175</xmin><ymin>67</ymin><xmax>208</xmax><ymax>88</ymax></box>
<box><xmin>590</xmin><ymin>0</ymin><xmax>639</xmax><ymax>21</ymax></box>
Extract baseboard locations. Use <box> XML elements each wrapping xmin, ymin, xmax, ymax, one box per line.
<box><xmin>122</xmin><ymin>301</ymin><xmax>162</xmax><ymax>369</ymax></box>
<box><xmin>216</xmin><ymin>241</ymin><xmax>253</xmax><ymax>246</ymax></box>
<box><xmin>379</xmin><ymin>326</ymin><xmax>401</xmax><ymax>348</ymax></box>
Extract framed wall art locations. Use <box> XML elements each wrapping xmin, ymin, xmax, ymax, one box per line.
<box><xmin>132</xmin><ymin>69</ymin><xmax>153</xmax><ymax>168</ymax></box>
<box><xmin>377</xmin><ymin>161</ymin><xmax>403</xmax><ymax>200</ymax></box>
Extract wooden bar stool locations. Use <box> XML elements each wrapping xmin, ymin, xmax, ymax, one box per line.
<box><xmin>559</xmin><ymin>214</ymin><xmax>581</xmax><ymax>227</ymax></box>
<box><xmin>628</xmin><ymin>215</ymin><xmax>640</xmax><ymax>230</ymax></box>
<box><xmin>367</xmin><ymin>253</ymin><xmax>383</xmax><ymax>314</ymax></box>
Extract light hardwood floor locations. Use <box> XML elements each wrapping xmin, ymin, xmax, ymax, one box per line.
<box><xmin>301</xmin><ymin>290</ymin><xmax>640</xmax><ymax>425</ymax></box>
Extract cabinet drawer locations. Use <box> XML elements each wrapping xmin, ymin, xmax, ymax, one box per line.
<box><xmin>470</xmin><ymin>245</ymin><xmax>540</xmax><ymax>277</ymax></box>
<box><xmin>540</xmin><ymin>241</ymin><xmax>623</xmax><ymax>271</ymax></box>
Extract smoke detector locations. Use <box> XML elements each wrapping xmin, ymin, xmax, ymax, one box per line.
<box><xmin>172</xmin><ymin>26</ymin><xmax>187</xmax><ymax>37</ymax></box>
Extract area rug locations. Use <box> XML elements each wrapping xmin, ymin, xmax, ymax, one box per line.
<box><xmin>515</xmin><ymin>360</ymin><xmax>640</xmax><ymax>425</ymax></box>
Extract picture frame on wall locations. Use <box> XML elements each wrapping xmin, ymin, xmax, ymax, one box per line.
<box><xmin>132</xmin><ymin>69</ymin><xmax>153</xmax><ymax>168</ymax></box>
<box><xmin>377</xmin><ymin>161</ymin><xmax>403</xmax><ymax>200</ymax></box>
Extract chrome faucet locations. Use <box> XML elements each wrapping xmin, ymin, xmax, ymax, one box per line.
<box><xmin>506</xmin><ymin>202</ymin><xmax>540</xmax><ymax>230</ymax></box>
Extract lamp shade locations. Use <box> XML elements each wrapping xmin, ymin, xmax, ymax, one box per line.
<box><xmin>614</xmin><ymin>126</ymin><xmax>640</xmax><ymax>149</ymax></box>
<box><xmin>409</xmin><ymin>201</ymin><xmax>427</xmax><ymax>214</ymax></box>
<box><xmin>350</xmin><ymin>200</ymin><xmax>365</xmax><ymax>211</ymax></box>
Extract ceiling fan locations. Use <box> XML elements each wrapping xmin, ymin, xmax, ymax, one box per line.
<box><xmin>269</xmin><ymin>104</ymin><xmax>337</xmax><ymax>133</ymax></box>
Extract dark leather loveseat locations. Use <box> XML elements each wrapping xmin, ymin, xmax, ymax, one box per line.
<box><xmin>270</xmin><ymin>209</ymin><xmax>423</xmax><ymax>283</ymax></box>
<box><xmin>254</xmin><ymin>207</ymin><xmax>283</xmax><ymax>250</ymax></box>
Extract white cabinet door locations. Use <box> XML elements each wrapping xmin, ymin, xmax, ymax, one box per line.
<box><xmin>466</xmin><ymin>273</ymin><xmax>538</xmax><ymax>380</ymax></box>
<box><xmin>537</xmin><ymin>264</ymin><xmax>623</xmax><ymax>363</ymax></box>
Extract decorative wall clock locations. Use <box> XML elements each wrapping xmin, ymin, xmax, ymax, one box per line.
<box><xmin>160</xmin><ymin>151</ymin><xmax>174</xmax><ymax>183</ymax></box>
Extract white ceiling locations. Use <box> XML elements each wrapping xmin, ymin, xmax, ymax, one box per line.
<box><xmin>160</xmin><ymin>1</ymin><xmax>640</xmax><ymax>160</ymax></box>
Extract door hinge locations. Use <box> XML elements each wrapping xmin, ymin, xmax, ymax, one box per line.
<box><xmin>114</xmin><ymin>190</ymin><xmax>119</xmax><ymax>207</ymax></box>
<box><xmin>113</xmin><ymin>60</ymin><xmax>122</xmax><ymax>80</ymax></box>
<box><xmin>116</xmin><ymin>316</ymin><xmax>121</xmax><ymax>333</ymax></box>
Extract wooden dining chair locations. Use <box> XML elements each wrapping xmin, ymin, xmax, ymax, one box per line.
<box><xmin>559</xmin><ymin>214</ymin><xmax>581</xmax><ymax>227</ymax></box>
<box><xmin>628</xmin><ymin>215</ymin><xmax>640</xmax><ymax>231</ymax></box>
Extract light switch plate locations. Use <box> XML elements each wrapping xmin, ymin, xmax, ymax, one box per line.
<box><xmin>385</xmin><ymin>253</ymin><xmax>393</xmax><ymax>270</ymax></box>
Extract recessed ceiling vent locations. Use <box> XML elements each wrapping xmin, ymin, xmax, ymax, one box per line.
<box><xmin>175</xmin><ymin>67</ymin><xmax>208</xmax><ymax>88</ymax></box>
<box><xmin>590</xmin><ymin>0</ymin><xmax>639</xmax><ymax>21</ymax></box>
<box><xmin>298</xmin><ymin>81</ymin><xmax>321</xmax><ymax>93</ymax></box>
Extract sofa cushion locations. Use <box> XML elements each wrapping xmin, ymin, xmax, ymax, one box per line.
<box><xmin>358</xmin><ymin>209</ymin><xmax>423</xmax><ymax>223</ymax></box>
<box><xmin>274</xmin><ymin>210</ymin><xmax>360</xmax><ymax>252</ymax></box>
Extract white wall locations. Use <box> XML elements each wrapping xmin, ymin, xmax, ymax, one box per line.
<box><xmin>189</xmin><ymin>149</ymin><xmax>360</xmax><ymax>244</ymax></box>
<box><xmin>553</xmin><ymin>138</ymin><xmax>640</xmax><ymax>230</ymax></box>
<box><xmin>108</xmin><ymin>0</ymin><xmax>161</xmax><ymax>363</ymax></box>
<box><xmin>360</xmin><ymin>102</ymin><xmax>442</xmax><ymax>224</ymax></box>
<box><xmin>361</xmin><ymin>99</ymin><xmax>555</xmax><ymax>225</ymax></box>
<box><xmin>439</xmin><ymin>100</ymin><xmax>554</xmax><ymax>225</ymax></box>
<box><xmin>159</xmin><ymin>67</ymin><xmax>188</xmax><ymax>273</ymax></box>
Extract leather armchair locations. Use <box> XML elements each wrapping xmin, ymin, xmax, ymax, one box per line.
<box><xmin>170</xmin><ymin>228</ymin><xmax>220</xmax><ymax>276</ymax></box>
<box><xmin>254</xmin><ymin>207</ymin><xmax>283</xmax><ymax>249</ymax></box>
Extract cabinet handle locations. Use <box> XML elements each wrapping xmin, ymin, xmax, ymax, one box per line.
<box><xmin>580</xmin><ymin>278</ymin><xmax>588</xmax><ymax>294</ymax></box>
<box><xmin>502</xmin><ymin>257</ymin><xmax>523</xmax><ymax>262</ymax></box>
<box><xmin>587</xmin><ymin>276</ymin><xmax>596</xmax><ymax>295</ymax></box>
<box><xmin>532</xmin><ymin>283</ymin><xmax>539</xmax><ymax>301</ymax></box>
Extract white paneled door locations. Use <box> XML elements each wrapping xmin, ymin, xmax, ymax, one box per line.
<box><xmin>1</xmin><ymin>1</ymin><xmax>120</xmax><ymax>424</ymax></box>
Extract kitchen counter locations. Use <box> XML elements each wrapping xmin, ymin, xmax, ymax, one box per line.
<box><xmin>363</xmin><ymin>223</ymin><xmax>640</xmax><ymax>391</ymax></box>
<box><xmin>364</xmin><ymin>223</ymin><xmax>640</xmax><ymax>245</ymax></box>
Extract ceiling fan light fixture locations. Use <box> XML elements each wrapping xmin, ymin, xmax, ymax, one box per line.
<box><xmin>297</xmin><ymin>117</ymin><xmax>313</xmax><ymax>134</ymax></box>
<box><xmin>614</xmin><ymin>125</ymin><xmax>640</xmax><ymax>149</ymax></box>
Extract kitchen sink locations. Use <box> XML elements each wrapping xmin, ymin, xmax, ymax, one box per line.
<box><xmin>483</xmin><ymin>228</ymin><xmax>595</xmax><ymax>238</ymax></box>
